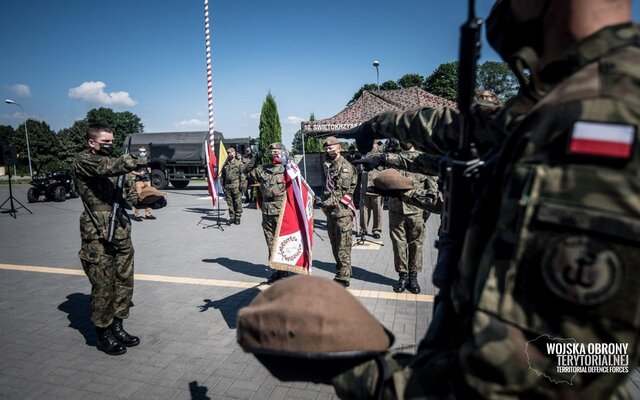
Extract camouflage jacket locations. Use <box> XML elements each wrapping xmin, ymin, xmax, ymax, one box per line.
<box><xmin>334</xmin><ymin>23</ymin><xmax>640</xmax><ymax>399</ymax></box>
<box><xmin>248</xmin><ymin>163</ymin><xmax>286</xmax><ymax>216</ymax></box>
<box><xmin>74</xmin><ymin>150</ymin><xmax>146</xmax><ymax>241</ymax></box>
<box><xmin>387</xmin><ymin>150</ymin><xmax>439</xmax><ymax>215</ymax></box>
<box><xmin>221</xmin><ymin>157</ymin><xmax>246</xmax><ymax>189</ymax></box>
<box><xmin>322</xmin><ymin>156</ymin><xmax>357</xmax><ymax>219</ymax></box>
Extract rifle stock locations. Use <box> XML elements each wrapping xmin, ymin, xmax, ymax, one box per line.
<box><xmin>423</xmin><ymin>0</ymin><xmax>482</xmax><ymax>349</ymax></box>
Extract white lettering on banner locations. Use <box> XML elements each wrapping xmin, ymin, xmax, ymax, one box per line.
<box><xmin>526</xmin><ymin>335</ymin><xmax>630</xmax><ymax>385</ymax></box>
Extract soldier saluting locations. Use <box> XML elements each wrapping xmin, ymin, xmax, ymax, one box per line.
<box><xmin>73</xmin><ymin>124</ymin><xmax>148</xmax><ymax>355</ymax></box>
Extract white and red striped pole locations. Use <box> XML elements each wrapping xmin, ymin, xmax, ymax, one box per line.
<box><xmin>204</xmin><ymin>0</ymin><xmax>214</xmax><ymax>142</ymax></box>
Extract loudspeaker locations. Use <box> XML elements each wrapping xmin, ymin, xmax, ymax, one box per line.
<box><xmin>2</xmin><ymin>145</ymin><xmax>17</xmax><ymax>166</ymax></box>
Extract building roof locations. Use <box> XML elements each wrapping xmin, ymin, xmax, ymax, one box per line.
<box><xmin>301</xmin><ymin>87</ymin><xmax>457</xmax><ymax>136</ymax></box>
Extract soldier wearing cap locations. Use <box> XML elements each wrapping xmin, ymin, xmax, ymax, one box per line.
<box><xmin>221</xmin><ymin>146</ymin><xmax>247</xmax><ymax>225</ymax></box>
<box><xmin>320</xmin><ymin>136</ymin><xmax>357</xmax><ymax>287</ymax></box>
<box><xmin>248</xmin><ymin>142</ymin><xmax>289</xmax><ymax>283</ymax></box>
<box><xmin>387</xmin><ymin>142</ymin><xmax>438</xmax><ymax>295</ymax></box>
<box><xmin>255</xmin><ymin>0</ymin><xmax>640</xmax><ymax>398</ymax></box>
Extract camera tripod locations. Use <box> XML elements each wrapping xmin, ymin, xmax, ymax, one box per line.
<box><xmin>0</xmin><ymin>168</ymin><xmax>32</xmax><ymax>219</ymax></box>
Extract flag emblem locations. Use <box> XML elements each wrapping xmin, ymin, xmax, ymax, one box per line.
<box><xmin>569</xmin><ymin>121</ymin><xmax>635</xmax><ymax>159</ymax></box>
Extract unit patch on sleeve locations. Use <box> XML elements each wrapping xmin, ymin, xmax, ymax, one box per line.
<box><xmin>542</xmin><ymin>235</ymin><xmax>623</xmax><ymax>306</ymax></box>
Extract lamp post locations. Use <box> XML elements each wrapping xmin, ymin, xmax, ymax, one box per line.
<box><xmin>4</xmin><ymin>99</ymin><xmax>33</xmax><ymax>177</ymax></box>
<box><xmin>372</xmin><ymin>60</ymin><xmax>380</xmax><ymax>90</ymax></box>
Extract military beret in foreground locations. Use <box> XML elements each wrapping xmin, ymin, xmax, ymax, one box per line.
<box><xmin>268</xmin><ymin>143</ymin><xmax>283</xmax><ymax>150</ymax></box>
<box><xmin>237</xmin><ymin>275</ymin><xmax>394</xmax><ymax>382</ymax></box>
<box><xmin>373</xmin><ymin>169</ymin><xmax>413</xmax><ymax>191</ymax></box>
<box><xmin>323</xmin><ymin>136</ymin><xmax>340</xmax><ymax>147</ymax></box>
<box><xmin>138</xmin><ymin>187</ymin><xmax>166</xmax><ymax>205</ymax></box>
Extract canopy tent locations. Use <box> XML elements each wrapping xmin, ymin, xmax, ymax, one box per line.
<box><xmin>300</xmin><ymin>87</ymin><xmax>457</xmax><ymax>137</ymax></box>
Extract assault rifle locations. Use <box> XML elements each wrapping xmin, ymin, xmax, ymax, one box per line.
<box><xmin>422</xmin><ymin>0</ymin><xmax>483</xmax><ymax>348</ymax></box>
<box><xmin>106</xmin><ymin>136</ymin><xmax>133</xmax><ymax>244</ymax></box>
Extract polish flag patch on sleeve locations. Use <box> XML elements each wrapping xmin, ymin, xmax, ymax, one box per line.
<box><xmin>569</xmin><ymin>121</ymin><xmax>635</xmax><ymax>159</ymax></box>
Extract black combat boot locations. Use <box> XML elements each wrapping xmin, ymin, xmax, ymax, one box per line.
<box><xmin>111</xmin><ymin>317</ymin><xmax>140</xmax><ymax>347</ymax></box>
<box><xmin>393</xmin><ymin>272</ymin><xmax>408</xmax><ymax>293</ymax></box>
<box><xmin>407</xmin><ymin>272</ymin><xmax>421</xmax><ymax>294</ymax></box>
<box><xmin>96</xmin><ymin>326</ymin><xmax>127</xmax><ymax>355</ymax></box>
<box><xmin>234</xmin><ymin>218</ymin><xmax>241</xmax><ymax>225</ymax></box>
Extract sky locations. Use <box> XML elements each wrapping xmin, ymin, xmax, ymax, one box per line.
<box><xmin>2</xmin><ymin>1</ymin><xmax>640</xmax><ymax>148</ymax></box>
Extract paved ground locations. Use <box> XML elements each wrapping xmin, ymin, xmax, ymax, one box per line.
<box><xmin>0</xmin><ymin>183</ymin><xmax>437</xmax><ymax>400</ymax></box>
<box><xmin>1</xmin><ymin>182</ymin><xmax>638</xmax><ymax>400</ymax></box>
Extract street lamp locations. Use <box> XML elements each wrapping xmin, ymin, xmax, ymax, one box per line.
<box><xmin>372</xmin><ymin>60</ymin><xmax>380</xmax><ymax>90</ymax></box>
<box><xmin>4</xmin><ymin>99</ymin><xmax>33</xmax><ymax>177</ymax></box>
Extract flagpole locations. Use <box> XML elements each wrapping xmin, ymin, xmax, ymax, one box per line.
<box><xmin>203</xmin><ymin>0</ymin><xmax>223</xmax><ymax>231</ymax></box>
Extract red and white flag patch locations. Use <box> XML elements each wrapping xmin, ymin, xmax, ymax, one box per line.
<box><xmin>569</xmin><ymin>121</ymin><xmax>635</xmax><ymax>159</ymax></box>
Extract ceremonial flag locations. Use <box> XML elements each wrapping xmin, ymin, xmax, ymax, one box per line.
<box><xmin>205</xmin><ymin>139</ymin><xmax>218</xmax><ymax>207</ymax></box>
<box><xmin>270</xmin><ymin>161</ymin><xmax>315</xmax><ymax>275</ymax></box>
<box><xmin>217</xmin><ymin>140</ymin><xmax>228</xmax><ymax>195</ymax></box>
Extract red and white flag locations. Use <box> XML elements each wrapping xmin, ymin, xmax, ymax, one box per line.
<box><xmin>569</xmin><ymin>121</ymin><xmax>635</xmax><ymax>159</ymax></box>
<box><xmin>205</xmin><ymin>139</ymin><xmax>218</xmax><ymax>207</ymax></box>
<box><xmin>269</xmin><ymin>162</ymin><xmax>315</xmax><ymax>275</ymax></box>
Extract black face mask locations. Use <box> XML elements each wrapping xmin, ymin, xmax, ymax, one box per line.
<box><xmin>486</xmin><ymin>0</ymin><xmax>550</xmax><ymax>61</ymax></box>
<box><xmin>325</xmin><ymin>151</ymin><xmax>338</xmax><ymax>161</ymax></box>
<box><xmin>95</xmin><ymin>143</ymin><xmax>114</xmax><ymax>156</ymax></box>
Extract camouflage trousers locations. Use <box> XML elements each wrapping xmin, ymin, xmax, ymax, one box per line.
<box><xmin>262</xmin><ymin>212</ymin><xmax>279</xmax><ymax>260</ymax></box>
<box><xmin>225</xmin><ymin>186</ymin><xmax>243</xmax><ymax>221</ymax></box>
<box><xmin>79</xmin><ymin>238</ymin><xmax>134</xmax><ymax>328</ymax></box>
<box><xmin>360</xmin><ymin>195</ymin><xmax>383</xmax><ymax>234</ymax></box>
<box><xmin>389</xmin><ymin>212</ymin><xmax>425</xmax><ymax>274</ymax></box>
<box><xmin>327</xmin><ymin>215</ymin><xmax>353</xmax><ymax>280</ymax></box>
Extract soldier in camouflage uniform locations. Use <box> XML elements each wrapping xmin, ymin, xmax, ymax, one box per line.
<box><xmin>248</xmin><ymin>143</ymin><xmax>288</xmax><ymax>283</ymax></box>
<box><xmin>73</xmin><ymin>124</ymin><xmax>147</xmax><ymax>356</ymax></box>
<box><xmin>321</xmin><ymin>136</ymin><xmax>358</xmax><ymax>287</ymax></box>
<box><xmin>360</xmin><ymin>141</ymin><xmax>384</xmax><ymax>238</ymax></box>
<box><xmin>388</xmin><ymin>142</ymin><xmax>438</xmax><ymax>295</ymax></box>
<box><xmin>328</xmin><ymin>0</ymin><xmax>640</xmax><ymax>398</ymax></box>
<box><xmin>221</xmin><ymin>147</ymin><xmax>245</xmax><ymax>225</ymax></box>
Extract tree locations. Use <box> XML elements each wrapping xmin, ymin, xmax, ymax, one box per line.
<box><xmin>58</xmin><ymin>120</ymin><xmax>88</xmax><ymax>165</ymax></box>
<box><xmin>398</xmin><ymin>73</ymin><xmax>425</xmax><ymax>89</ymax></box>
<box><xmin>258</xmin><ymin>92</ymin><xmax>282</xmax><ymax>163</ymax></box>
<box><xmin>380</xmin><ymin>80</ymin><xmax>400</xmax><ymax>91</ymax></box>
<box><xmin>0</xmin><ymin>125</ymin><xmax>15</xmax><ymax>147</ymax></box>
<box><xmin>476</xmin><ymin>61</ymin><xmax>519</xmax><ymax>100</ymax></box>
<box><xmin>424</xmin><ymin>62</ymin><xmax>459</xmax><ymax>102</ymax></box>
<box><xmin>86</xmin><ymin>108</ymin><xmax>144</xmax><ymax>154</ymax></box>
<box><xmin>347</xmin><ymin>83</ymin><xmax>378</xmax><ymax>106</ymax></box>
<box><xmin>11</xmin><ymin>120</ymin><xmax>62</xmax><ymax>173</ymax></box>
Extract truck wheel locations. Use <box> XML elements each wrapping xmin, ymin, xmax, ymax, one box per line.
<box><xmin>27</xmin><ymin>188</ymin><xmax>38</xmax><ymax>203</ymax></box>
<box><xmin>151</xmin><ymin>169</ymin><xmax>168</xmax><ymax>189</ymax></box>
<box><xmin>54</xmin><ymin>186</ymin><xmax>66</xmax><ymax>202</ymax></box>
<box><xmin>170</xmin><ymin>180</ymin><xmax>189</xmax><ymax>189</ymax></box>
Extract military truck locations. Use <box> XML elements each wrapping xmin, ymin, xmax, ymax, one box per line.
<box><xmin>126</xmin><ymin>131</ymin><xmax>256</xmax><ymax>189</ymax></box>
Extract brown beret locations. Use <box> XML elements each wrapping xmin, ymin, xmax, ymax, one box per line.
<box><xmin>373</xmin><ymin>169</ymin><xmax>413</xmax><ymax>191</ymax></box>
<box><xmin>268</xmin><ymin>143</ymin><xmax>283</xmax><ymax>150</ymax></box>
<box><xmin>322</xmin><ymin>136</ymin><xmax>340</xmax><ymax>147</ymax></box>
<box><xmin>138</xmin><ymin>186</ymin><xmax>166</xmax><ymax>205</ymax></box>
<box><xmin>237</xmin><ymin>275</ymin><xmax>393</xmax><ymax>356</ymax></box>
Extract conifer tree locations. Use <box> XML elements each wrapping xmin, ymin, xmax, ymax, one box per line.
<box><xmin>258</xmin><ymin>92</ymin><xmax>282</xmax><ymax>163</ymax></box>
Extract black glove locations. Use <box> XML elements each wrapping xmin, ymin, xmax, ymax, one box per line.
<box><xmin>366</xmin><ymin>186</ymin><xmax>405</xmax><ymax>198</ymax></box>
<box><xmin>353</xmin><ymin>154</ymin><xmax>385</xmax><ymax>171</ymax></box>
<box><xmin>338</xmin><ymin>119</ymin><xmax>376</xmax><ymax>154</ymax></box>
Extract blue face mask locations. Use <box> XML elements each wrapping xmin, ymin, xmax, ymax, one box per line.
<box><xmin>138</xmin><ymin>151</ymin><xmax>146</xmax><ymax>157</ymax></box>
